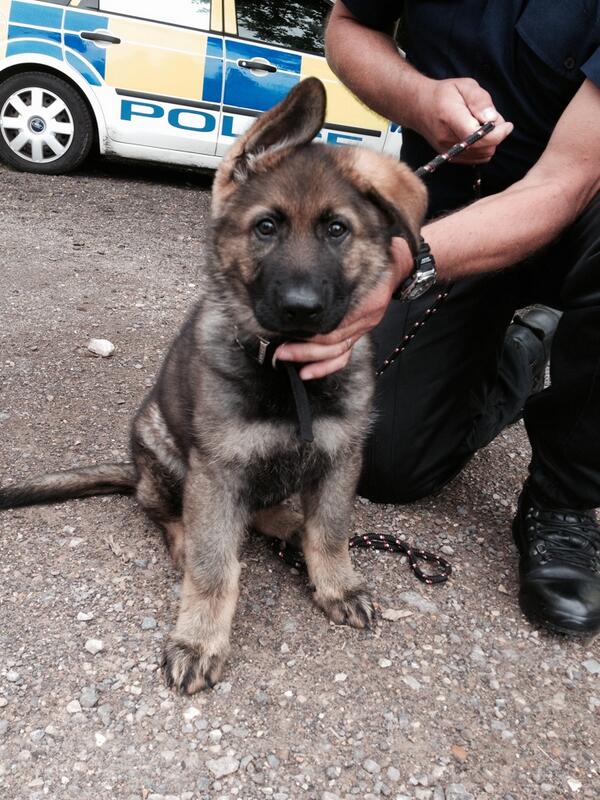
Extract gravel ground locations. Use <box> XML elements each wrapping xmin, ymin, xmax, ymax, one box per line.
<box><xmin>0</xmin><ymin>157</ymin><xmax>598</xmax><ymax>800</ymax></box>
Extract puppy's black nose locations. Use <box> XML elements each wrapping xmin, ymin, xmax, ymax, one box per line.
<box><xmin>280</xmin><ymin>285</ymin><xmax>324</xmax><ymax>324</ymax></box>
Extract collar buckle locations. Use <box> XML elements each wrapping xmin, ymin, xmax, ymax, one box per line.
<box><xmin>256</xmin><ymin>335</ymin><xmax>270</xmax><ymax>365</ymax></box>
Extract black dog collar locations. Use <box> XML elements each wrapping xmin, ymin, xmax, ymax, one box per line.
<box><xmin>235</xmin><ymin>332</ymin><xmax>282</xmax><ymax>368</ymax></box>
<box><xmin>235</xmin><ymin>332</ymin><xmax>314</xmax><ymax>443</ymax></box>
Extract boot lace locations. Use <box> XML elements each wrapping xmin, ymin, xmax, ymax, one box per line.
<box><xmin>526</xmin><ymin>507</ymin><xmax>600</xmax><ymax>570</ymax></box>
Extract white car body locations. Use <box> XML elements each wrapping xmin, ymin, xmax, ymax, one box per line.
<box><xmin>0</xmin><ymin>0</ymin><xmax>402</xmax><ymax>172</ymax></box>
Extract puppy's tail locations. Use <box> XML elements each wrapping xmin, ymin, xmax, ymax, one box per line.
<box><xmin>0</xmin><ymin>463</ymin><xmax>136</xmax><ymax>510</ymax></box>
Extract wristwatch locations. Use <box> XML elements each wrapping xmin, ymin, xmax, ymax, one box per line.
<box><xmin>394</xmin><ymin>237</ymin><xmax>438</xmax><ymax>302</ymax></box>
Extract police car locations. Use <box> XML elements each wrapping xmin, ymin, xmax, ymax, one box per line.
<box><xmin>0</xmin><ymin>0</ymin><xmax>402</xmax><ymax>174</ymax></box>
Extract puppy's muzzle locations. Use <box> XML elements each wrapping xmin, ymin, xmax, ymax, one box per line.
<box><xmin>267</xmin><ymin>277</ymin><xmax>346</xmax><ymax>335</ymax></box>
<box><xmin>250</xmin><ymin>262</ymin><xmax>351</xmax><ymax>336</ymax></box>
<box><xmin>279</xmin><ymin>283</ymin><xmax>324</xmax><ymax>328</ymax></box>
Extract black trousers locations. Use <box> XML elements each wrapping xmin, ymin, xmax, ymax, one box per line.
<box><xmin>358</xmin><ymin>193</ymin><xmax>600</xmax><ymax>510</ymax></box>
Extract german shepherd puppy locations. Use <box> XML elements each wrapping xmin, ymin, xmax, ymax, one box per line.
<box><xmin>0</xmin><ymin>78</ymin><xmax>426</xmax><ymax>694</ymax></box>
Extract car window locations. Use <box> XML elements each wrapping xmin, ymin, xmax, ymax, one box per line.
<box><xmin>235</xmin><ymin>0</ymin><xmax>330</xmax><ymax>56</ymax></box>
<box><xmin>100</xmin><ymin>0</ymin><xmax>210</xmax><ymax>30</ymax></box>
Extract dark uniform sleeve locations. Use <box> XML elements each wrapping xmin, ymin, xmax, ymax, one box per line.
<box><xmin>340</xmin><ymin>0</ymin><xmax>401</xmax><ymax>32</ymax></box>
<box><xmin>582</xmin><ymin>48</ymin><xmax>600</xmax><ymax>90</ymax></box>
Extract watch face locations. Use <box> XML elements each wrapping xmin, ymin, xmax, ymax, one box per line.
<box><xmin>417</xmin><ymin>274</ymin><xmax>437</xmax><ymax>294</ymax></box>
<box><xmin>399</xmin><ymin>269</ymin><xmax>436</xmax><ymax>301</ymax></box>
<box><xmin>396</xmin><ymin>239</ymin><xmax>437</xmax><ymax>301</ymax></box>
<box><xmin>417</xmin><ymin>268</ymin><xmax>437</xmax><ymax>286</ymax></box>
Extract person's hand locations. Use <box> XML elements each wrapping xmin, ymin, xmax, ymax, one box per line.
<box><xmin>275</xmin><ymin>237</ymin><xmax>413</xmax><ymax>380</ymax></box>
<box><xmin>413</xmin><ymin>76</ymin><xmax>514</xmax><ymax>164</ymax></box>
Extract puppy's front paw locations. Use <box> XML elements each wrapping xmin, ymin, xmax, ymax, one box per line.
<box><xmin>161</xmin><ymin>637</ymin><xmax>226</xmax><ymax>694</ymax></box>
<box><xmin>314</xmin><ymin>587</ymin><xmax>375</xmax><ymax>629</ymax></box>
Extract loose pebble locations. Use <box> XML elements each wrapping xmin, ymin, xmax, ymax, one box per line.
<box><xmin>87</xmin><ymin>338</ymin><xmax>115</xmax><ymax>357</ymax></box>
<box><xmin>381</xmin><ymin>608</ymin><xmax>413</xmax><ymax>621</ymax></box>
<box><xmin>84</xmin><ymin>639</ymin><xmax>104</xmax><ymax>655</ymax></box>
<box><xmin>451</xmin><ymin>745</ymin><xmax>468</xmax><ymax>763</ymax></box>
<box><xmin>206</xmin><ymin>756</ymin><xmax>240</xmax><ymax>778</ymax></box>
<box><xmin>183</xmin><ymin>707</ymin><xmax>200</xmax><ymax>722</ymax></box>
<box><xmin>79</xmin><ymin>687</ymin><xmax>98</xmax><ymax>709</ymax></box>
<box><xmin>582</xmin><ymin>658</ymin><xmax>600</xmax><ymax>675</ymax></box>
<box><xmin>362</xmin><ymin>759</ymin><xmax>380</xmax><ymax>775</ymax></box>
<box><xmin>398</xmin><ymin>591</ymin><xmax>439</xmax><ymax>614</ymax></box>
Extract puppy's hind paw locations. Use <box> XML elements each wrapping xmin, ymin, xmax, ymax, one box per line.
<box><xmin>315</xmin><ymin>587</ymin><xmax>376</xmax><ymax>629</ymax></box>
<box><xmin>161</xmin><ymin>637</ymin><xmax>226</xmax><ymax>695</ymax></box>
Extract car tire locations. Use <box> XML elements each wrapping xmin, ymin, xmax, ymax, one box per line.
<box><xmin>0</xmin><ymin>71</ymin><xmax>94</xmax><ymax>174</ymax></box>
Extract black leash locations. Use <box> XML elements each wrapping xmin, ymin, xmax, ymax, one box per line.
<box><xmin>235</xmin><ymin>332</ymin><xmax>314</xmax><ymax>442</ymax></box>
<box><xmin>282</xmin><ymin>361</ymin><xmax>314</xmax><ymax>442</ymax></box>
<box><xmin>376</xmin><ymin>288</ymin><xmax>451</xmax><ymax>377</ymax></box>
<box><xmin>414</xmin><ymin>121</ymin><xmax>495</xmax><ymax>178</ymax></box>
<box><xmin>376</xmin><ymin>121</ymin><xmax>495</xmax><ymax>375</ymax></box>
<box><xmin>273</xmin><ymin>531</ymin><xmax>452</xmax><ymax>585</ymax></box>
<box><xmin>246</xmin><ymin>123</ymin><xmax>497</xmax><ymax>586</ymax></box>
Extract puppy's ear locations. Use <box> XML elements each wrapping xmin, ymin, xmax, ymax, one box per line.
<box><xmin>212</xmin><ymin>78</ymin><xmax>326</xmax><ymax>213</ymax></box>
<box><xmin>234</xmin><ymin>77</ymin><xmax>326</xmax><ymax>177</ymax></box>
<box><xmin>333</xmin><ymin>148</ymin><xmax>428</xmax><ymax>256</ymax></box>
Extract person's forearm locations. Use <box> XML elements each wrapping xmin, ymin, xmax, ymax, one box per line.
<box><xmin>421</xmin><ymin>171</ymin><xmax>592</xmax><ymax>281</ymax></box>
<box><xmin>415</xmin><ymin>78</ymin><xmax>600</xmax><ymax>281</ymax></box>
<box><xmin>325</xmin><ymin>10</ymin><xmax>429</xmax><ymax>130</ymax></box>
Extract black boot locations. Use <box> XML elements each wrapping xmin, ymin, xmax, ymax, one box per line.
<box><xmin>513</xmin><ymin>484</ymin><xmax>600</xmax><ymax>635</ymax></box>
<box><xmin>507</xmin><ymin>304</ymin><xmax>562</xmax><ymax>395</ymax></box>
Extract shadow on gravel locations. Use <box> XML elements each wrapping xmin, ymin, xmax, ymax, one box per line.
<box><xmin>72</xmin><ymin>153</ymin><xmax>216</xmax><ymax>190</ymax></box>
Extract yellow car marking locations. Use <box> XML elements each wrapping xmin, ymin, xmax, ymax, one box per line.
<box><xmin>106</xmin><ymin>17</ymin><xmax>207</xmax><ymax>101</ymax></box>
<box><xmin>0</xmin><ymin>0</ymin><xmax>10</xmax><ymax>53</ymax></box>
<box><xmin>210</xmin><ymin>0</ymin><xmax>223</xmax><ymax>31</ymax></box>
<box><xmin>301</xmin><ymin>54</ymin><xmax>387</xmax><ymax>132</ymax></box>
<box><xmin>223</xmin><ymin>0</ymin><xmax>237</xmax><ymax>35</ymax></box>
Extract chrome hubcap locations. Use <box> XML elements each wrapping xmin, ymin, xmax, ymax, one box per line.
<box><xmin>1</xmin><ymin>86</ymin><xmax>75</xmax><ymax>163</ymax></box>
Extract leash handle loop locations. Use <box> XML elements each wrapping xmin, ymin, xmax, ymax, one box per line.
<box><xmin>272</xmin><ymin>531</ymin><xmax>451</xmax><ymax>586</ymax></box>
<box><xmin>349</xmin><ymin>532</ymin><xmax>451</xmax><ymax>585</ymax></box>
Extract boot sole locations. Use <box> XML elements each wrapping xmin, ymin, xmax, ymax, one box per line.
<box><xmin>519</xmin><ymin>606</ymin><xmax>599</xmax><ymax>637</ymax></box>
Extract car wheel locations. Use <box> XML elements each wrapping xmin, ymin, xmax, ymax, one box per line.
<box><xmin>0</xmin><ymin>71</ymin><xmax>94</xmax><ymax>174</ymax></box>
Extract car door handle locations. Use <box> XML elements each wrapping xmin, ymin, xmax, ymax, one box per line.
<box><xmin>80</xmin><ymin>31</ymin><xmax>121</xmax><ymax>44</ymax></box>
<box><xmin>238</xmin><ymin>59</ymin><xmax>277</xmax><ymax>73</ymax></box>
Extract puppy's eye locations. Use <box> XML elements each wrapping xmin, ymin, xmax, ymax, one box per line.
<box><xmin>255</xmin><ymin>218</ymin><xmax>277</xmax><ymax>238</ymax></box>
<box><xmin>327</xmin><ymin>220</ymin><xmax>348</xmax><ymax>239</ymax></box>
